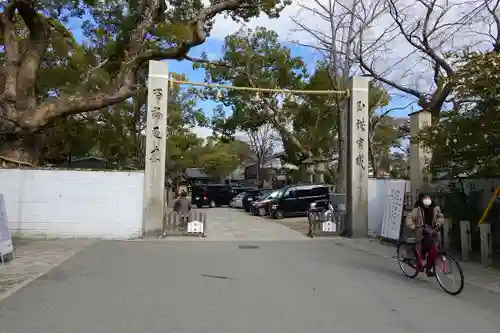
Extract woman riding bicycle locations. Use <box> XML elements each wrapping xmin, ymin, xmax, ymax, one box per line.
<box><xmin>406</xmin><ymin>193</ymin><xmax>444</xmax><ymax>277</ymax></box>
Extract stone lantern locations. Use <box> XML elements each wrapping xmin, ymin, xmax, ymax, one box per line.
<box><xmin>314</xmin><ymin>155</ymin><xmax>328</xmax><ymax>183</ymax></box>
<box><xmin>303</xmin><ymin>156</ymin><xmax>315</xmax><ymax>183</ymax></box>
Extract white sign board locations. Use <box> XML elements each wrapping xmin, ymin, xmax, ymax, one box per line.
<box><xmin>187</xmin><ymin>221</ymin><xmax>204</xmax><ymax>234</ymax></box>
<box><xmin>380</xmin><ymin>181</ymin><xmax>407</xmax><ymax>240</ymax></box>
<box><xmin>322</xmin><ymin>221</ymin><xmax>336</xmax><ymax>233</ymax></box>
<box><xmin>0</xmin><ymin>193</ymin><xmax>13</xmax><ymax>257</ymax></box>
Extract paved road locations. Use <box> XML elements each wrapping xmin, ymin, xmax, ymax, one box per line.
<box><xmin>182</xmin><ymin>207</ymin><xmax>308</xmax><ymax>241</ymax></box>
<box><xmin>1</xmin><ymin>209</ymin><xmax>499</xmax><ymax>333</ymax></box>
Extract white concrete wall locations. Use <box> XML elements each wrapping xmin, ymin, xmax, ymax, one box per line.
<box><xmin>0</xmin><ymin>169</ymin><xmax>144</xmax><ymax>239</ymax></box>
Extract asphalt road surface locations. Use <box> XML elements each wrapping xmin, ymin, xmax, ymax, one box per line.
<box><xmin>1</xmin><ymin>238</ymin><xmax>499</xmax><ymax>333</ymax></box>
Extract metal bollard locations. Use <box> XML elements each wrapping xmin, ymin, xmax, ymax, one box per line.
<box><xmin>460</xmin><ymin>220</ymin><xmax>472</xmax><ymax>261</ymax></box>
<box><xmin>479</xmin><ymin>223</ymin><xmax>493</xmax><ymax>266</ymax></box>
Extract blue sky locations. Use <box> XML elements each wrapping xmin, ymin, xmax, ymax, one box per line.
<box><xmin>67</xmin><ymin>16</ymin><xmax>417</xmax><ymax>137</ymax></box>
<box><xmin>167</xmin><ymin>37</ymin><xmax>418</xmax><ymax>131</ymax></box>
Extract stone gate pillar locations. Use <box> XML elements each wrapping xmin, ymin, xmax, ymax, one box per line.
<box><xmin>409</xmin><ymin>110</ymin><xmax>432</xmax><ymax>204</ymax></box>
<box><xmin>143</xmin><ymin>61</ymin><xmax>169</xmax><ymax>236</ymax></box>
<box><xmin>346</xmin><ymin>77</ymin><xmax>369</xmax><ymax>238</ymax></box>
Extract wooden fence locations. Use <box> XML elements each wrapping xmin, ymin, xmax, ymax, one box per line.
<box><xmin>160</xmin><ymin>211</ymin><xmax>207</xmax><ymax>238</ymax></box>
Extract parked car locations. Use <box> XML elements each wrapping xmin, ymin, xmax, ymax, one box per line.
<box><xmin>242</xmin><ymin>189</ymin><xmax>273</xmax><ymax>212</ymax></box>
<box><xmin>251</xmin><ymin>190</ymin><xmax>280</xmax><ymax>216</ymax></box>
<box><xmin>309</xmin><ymin>198</ymin><xmax>330</xmax><ymax>212</ymax></box>
<box><xmin>269</xmin><ymin>184</ymin><xmax>330</xmax><ymax>219</ymax></box>
<box><xmin>229</xmin><ymin>192</ymin><xmax>247</xmax><ymax>209</ymax></box>
<box><xmin>192</xmin><ymin>184</ymin><xmax>234</xmax><ymax>208</ymax></box>
<box><xmin>231</xmin><ymin>186</ymin><xmax>257</xmax><ymax>196</ymax></box>
<box><xmin>309</xmin><ymin>193</ymin><xmax>345</xmax><ymax>212</ymax></box>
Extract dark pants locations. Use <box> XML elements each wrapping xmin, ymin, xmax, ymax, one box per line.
<box><xmin>178</xmin><ymin>213</ymin><xmax>189</xmax><ymax>231</ymax></box>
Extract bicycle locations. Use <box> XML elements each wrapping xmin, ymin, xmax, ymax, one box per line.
<box><xmin>397</xmin><ymin>225</ymin><xmax>465</xmax><ymax>295</ymax></box>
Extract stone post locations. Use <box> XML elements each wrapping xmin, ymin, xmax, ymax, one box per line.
<box><xmin>409</xmin><ymin>110</ymin><xmax>432</xmax><ymax>204</ymax></box>
<box><xmin>460</xmin><ymin>220</ymin><xmax>472</xmax><ymax>261</ymax></box>
<box><xmin>479</xmin><ymin>223</ymin><xmax>493</xmax><ymax>266</ymax></box>
<box><xmin>441</xmin><ymin>218</ymin><xmax>451</xmax><ymax>250</ymax></box>
<box><xmin>346</xmin><ymin>77</ymin><xmax>369</xmax><ymax>238</ymax></box>
<box><xmin>142</xmin><ymin>61</ymin><xmax>169</xmax><ymax>236</ymax></box>
<box><xmin>316</xmin><ymin>172</ymin><xmax>325</xmax><ymax>184</ymax></box>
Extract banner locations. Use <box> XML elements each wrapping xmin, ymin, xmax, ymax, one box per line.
<box><xmin>380</xmin><ymin>181</ymin><xmax>407</xmax><ymax>240</ymax></box>
<box><xmin>0</xmin><ymin>193</ymin><xmax>13</xmax><ymax>257</ymax></box>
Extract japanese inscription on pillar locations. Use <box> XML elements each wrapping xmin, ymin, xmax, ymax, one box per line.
<box><xmin>355</xmin><ymin>101</ymin><xmax>366</xmax><ymax>170</ymax></box>
<box><xmin>149</xmin><ymin>88</ymin><xmax>164</xmax><ymax>162</ymax></box>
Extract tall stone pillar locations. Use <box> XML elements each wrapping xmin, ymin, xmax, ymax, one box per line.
<box><xmin>409</xmin><ymin>110</ymin><xmax>432</xmax><ymax>204</ymax></box>
<box><xmin>143</xmin><ymin>61</ymin><xmax>169</xmax><ymax>236</ymax></box>
<box><xmin>346</xmin><ymin>77</ymin><xmax>369</xmax><ymax>238</ymax></box>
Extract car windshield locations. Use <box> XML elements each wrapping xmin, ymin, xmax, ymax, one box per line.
<box><xmin>274</xmin><ymin>188</ymin><xmax>287</xmax><ymax>199</ymax></box>
<box><xmin>267</xmin><ymin>190</ymin><xmax>279</xmax><ymax>199</ymax></box>
<box><xmin>258</xmin><ymin>191</ymin><xmax>272</xmax><ymax>200</ymax></box>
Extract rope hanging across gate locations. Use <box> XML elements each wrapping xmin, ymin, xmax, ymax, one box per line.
<box><xmin>168</xmin><ymin>78</ymin><xmax>351</xmax><ymax>98</ymax></box>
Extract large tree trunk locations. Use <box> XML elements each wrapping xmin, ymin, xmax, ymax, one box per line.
<box><xmin>0</xmin><ymin>0</ymin><xmax>245</xmax><ymax>166</ymax></box>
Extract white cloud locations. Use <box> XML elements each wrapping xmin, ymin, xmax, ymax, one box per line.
<box><xmin>192</xmin><ymin>126</ymin><xmax>213</xmax><ymax>139</ymax></box>
<box><xmin>192</xmin><ymin>125</ymin><xmax>248</xmax><ymax>140</ymax></box>
<box><xmin>207</xmin><ymin>1</ymin><xmax>304</xmax><ymax>40</ymax></box>
<box><xmin>192</xmin><ymin>125</ymin><xmax>284</xmax><ymax>152</ymax></box>
<box><xmin>205</xmin><ymin>0</ymin><xmax>497</xmax><ymax>98</ymax></box>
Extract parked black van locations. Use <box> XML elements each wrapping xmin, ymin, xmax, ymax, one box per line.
<box><xmin>192</xmin><ymin>184</ymin><xmax>234</xmax><ymax>208</ymax></box>
<box><xmin>268</xmin><ymin>184</ymin><xmax>329</xmax><ymax>219</ymax></box>
<box><xmin>242</xmin><ymin>188</ymin><xmax>273</xmax><ymax>212</ymax></box>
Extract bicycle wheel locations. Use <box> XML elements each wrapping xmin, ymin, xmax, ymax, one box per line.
<box><xmin>397</xmin><ymin>243</ymin><xmax>419</xmax><ymax>278</ymax></box>
<box><xmin>434</xmin><ymin>252</ymin><xmax>464</xmax><ymax>295</ymax></box>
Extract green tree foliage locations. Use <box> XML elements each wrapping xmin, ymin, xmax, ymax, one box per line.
<box><xmin>388</xmin><ymin>151</ymin><xmax>409</xmax><ymax>179</ymax></box>
<box><xmin>198</xmin><ymin>138</ymin><xmax>251</xmax><ymax>181</ymax></box>
<box><xmin>37</xmin><ymin>71</ymin><xmax>206</xmax><ymax>169</ymax></box>
<box><xmin>167</xmin><ymin>130</ymin><xmax>205</xmax><ymax>178</ymax></box>
<box><xmin>280</xmin><ymin>63</ymin><xmax>338</xmax><ymax>163</ymax></box>
<box><xmin>414</xmin><ymin>51</ymin><xmax>500</xmax><ymax>177</ymax></box>
<box><xmin>195</xmin><ymin>26</ymin><xmax>312</xmax><ymax>161</ymax></box>
<box><xmin>196</xmin><ymin>27</ymin><xmax>407</xmax><ymax>182</ymax></box>
<box><xmin>0</xmin><ymin>0</ymin><xmax>290</xmax><ymax>164</ymax></box>
<box><xmin>39</xmin><ymin>115</ymin><xmax>99</xmax><ymax>165</ymax></box>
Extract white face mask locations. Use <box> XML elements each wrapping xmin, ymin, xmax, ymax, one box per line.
<box><xmin>422</xmin><ymin>198</ymin><xmax>432</xmax><ymax>207</ymax></box>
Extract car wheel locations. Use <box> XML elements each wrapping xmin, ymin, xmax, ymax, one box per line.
<box><xmin>197</xmin><ymin>204</ymin><xmax>203</xmax><ymax>208</ymax></box>
<box><xmin>245</xmin><ymin>208</ymin><xmax>250</xmax><ymax>212</ymax></box>
<box><xmin>258</xmin><ymin>207</ymin><xmax>267</xmax><ymax>216</ymax></box>
<box><xmin>209</xmin><ymin>200</ymin><xmax>216</xmax><ymax>208</ymax></box>
<box><xmin>274</xmin><ymin>210</ymin><xmax>284</xmax><ymax>219</ymax></box>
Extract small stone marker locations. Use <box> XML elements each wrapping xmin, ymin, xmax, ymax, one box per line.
<box><xmin>322</xmin><ymin>221</ymin><xmax>336</xmax><ymax>233</ymax></box>
<box><xmin>188</xmin><ymin>221</ymin><xmax>204</xmax><ymax>234</ymax></box>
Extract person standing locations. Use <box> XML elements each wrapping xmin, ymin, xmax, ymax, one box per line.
<box><xmin>173</xmin><ymin>190</ymin><xmax>192</xmax><ymax>231</ymax></box>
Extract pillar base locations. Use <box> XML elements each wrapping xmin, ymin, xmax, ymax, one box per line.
<box><xmin>142</xmin><ymin>229</ymin><xmax>162</xmax><ymax>238</ymax></box>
